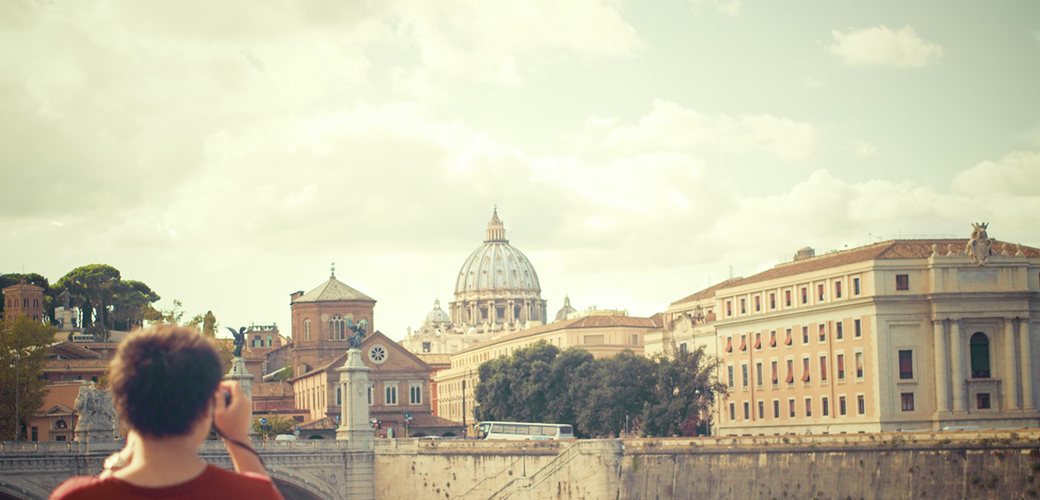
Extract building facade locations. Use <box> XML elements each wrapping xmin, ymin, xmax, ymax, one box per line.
<box><xmin>401</xmin><ymin>209</ymin><xmax>548</xmax><ymax>355</ymax></box>
<box><xmin>290</xmin><ymin>270</ymin><xmax>376</xmax><ymax>376</ymax></box>
<box><xmin>2</xmin><ymin>279</ymin><xmax>44</xmax><ymax>325</ymax></box>
<box><xmin>649</xmin><ymin>230</ymin><xmax>1040</xmax><ymax>435</ymax></box>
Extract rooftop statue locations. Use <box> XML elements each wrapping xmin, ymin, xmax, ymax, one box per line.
<box><xmin>966</xmin><ymin>222</ymin><xmax>993</xmax><ymax>266</ymax></box>
<box><xmin>346</xmin><ymin>318</ymin><xmax>369</xmax><ymax>349</ymax></box>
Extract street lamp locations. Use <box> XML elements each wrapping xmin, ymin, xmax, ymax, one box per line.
<box><xmin>12</xmin><ymin>350</ymin><xmax>21</xmax><ymax>441</ymax></box>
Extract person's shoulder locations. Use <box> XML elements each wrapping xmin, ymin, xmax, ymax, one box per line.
<box><xmin>49</xmin><ymin>476</ymin><xmax>107</xmax><ymax>500</ymax></box>
<box><xmin>203</xmin><ymin>466</ymin><xmax>283</xmax><ymax>499</ymax></box>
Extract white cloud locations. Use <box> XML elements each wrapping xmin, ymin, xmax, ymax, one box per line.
<box><xmin>582</xmin><ymin>100</ymin><xmax>819</xmax><ymax>163</ymax></box>
<box><xmin>690</xmin><ymin>0</ymin><xmax>742</xmax><ymax>16</ymax></box>
<box><xmin>827</xmin><ymin>25</ymin><xmax>943</xmax><ymax>68</ymax></box>
<box><xmin>804</xmin><ymin>75</ymin><xmax>827</xmax><ymax>88</ymax></box>
<box><xmin>951</xmin><ymin>150</ymin><xmax>1040</xmax><ymax>198</ymax></box>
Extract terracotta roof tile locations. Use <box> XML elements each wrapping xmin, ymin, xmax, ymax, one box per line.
<box><xmin>252</xmin><ymin>382</ymin><xmax>293</xmax><ymax>398</ymax></box>
<box><xmin>409</xmin><ymin>413</ymin><xmax>462</xmax><ymax>428</ymax></box>
<box><xmin>298</xmin><ymin>416</ymin><xmax>338</xmax><ymax>430</ymax></box>
<box><xmin>294</xmin><ymin>277</ymin><xmax>375</xmax><ymax>303</ymax></box>
<box><xmin>45</xmin><ymin>359</ymin><xmax>110</xmax><ymax>370</ymax></box>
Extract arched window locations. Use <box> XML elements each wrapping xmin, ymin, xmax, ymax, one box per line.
<box><xmin>336</xmin><ymin>386</ymin><xmax>342</xmax><ymax>406</ymax></box>
<box><xmin>329</xmin><ymin>316</ymin><xmax>346</xmax><ymax>340</ymax></box>
<box><xmin>304</xmin><ymin>319</ymin><xmax>312</xmax><ymax>341</ymax></box>
<box><xmin>54</xmin><ymin>419</ymin><xmax>68</xmax><ymax>429</ymax></box>
<box><xmin>970</xmin><ymin>332</ymin><xmax>991</xmax><ymax>378</ymax></box>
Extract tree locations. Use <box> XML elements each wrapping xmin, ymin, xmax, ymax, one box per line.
<box><xmin>640</xmin><ymin>347</ymin><xmax>726</xmax><ymax>437</ymax></box>
<box><xmin>110</xmin><ymin>280</ymin><xmax>160</xmax><ymax>331</ymax></box>
<box><xmin>55</xmin><ymin>264</ymin><xmax>122</xmax><ymax>338</ymax></box>
<box><xmin>573</xmin><ymin>350</ymin><xmax>656</xmax><ymax>438</ymax></box>
<box><xmin>253</xmin><ymin>415</ymin><xmax>295</xmax><ymax>439</ymax></box>
<box><xmin>474</xmin><ymin>341</ymin><xmax>560</xmax><ymax>423</ymax></box>
<box><xmin>0</xmin><ymin>315</ymin><xmax>57</xmax><ymax>440</ymax></box>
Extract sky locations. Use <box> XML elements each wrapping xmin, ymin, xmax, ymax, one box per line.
<box><xmin>2</xmin><ymin>0</ymin><xmax>1039</xmax><ymax>341</ymax></box>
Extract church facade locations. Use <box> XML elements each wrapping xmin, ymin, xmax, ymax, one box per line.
<box><xmin>289</xmin><ymin>269</ymin><xmax>376</xmax><ymax>376</ymax></box>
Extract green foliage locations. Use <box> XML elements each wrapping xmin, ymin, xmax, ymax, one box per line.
<box><xmin>0</xmin><ymin>315</ymin><xmax>57</xmax><ymax>440</ymax></box>
<box><xmin>473</xmin><ymin>342</ymin><xmax>724</xmax><ymax>438</ymax></box>
<box><xmin>253</xmin><ymin>415</ymin><xmax>296</xmax><ymax>439</ymax></box>
<box><xmin>53</xmin><ymin>264</ymin><xmax>161</xmax><ymax>338</ymax></box>
<box><xmin>271</xmin><ymin>364</ymin><xmax>293</xmax><ymax>382</ymax></box>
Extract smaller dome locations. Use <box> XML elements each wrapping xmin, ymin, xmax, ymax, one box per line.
<box><xmin>555</xmin><ymin>295</ymin><xmax>577</xmax><ymax>322</ymax></box>
<box><xmin>466</xmin><ymin>326</ymin><xmax>478</xmax><ymax>335</ymax></box>
<box><xmin>424</xmin><ymin>299</ymin><xmax>451</xmax><ymax>326</ymax></box>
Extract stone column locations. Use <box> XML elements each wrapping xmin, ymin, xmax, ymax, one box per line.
<box><xmin>933</xmin><ymin>320</ymin><xmax>949</xmax><ymax>413</ymax></box>
<box><xmin>225</xmin><ymin>357</ymin><xmax>256</xmax><ymax>437</ymax></box>
<box><xmin>950</xmin><ymin>320</ymin><xmax>965</xmax><ymax>412</ymax></box>
<box><xmin>337</xmin><ymin>349</ymin><xmax>374</xmax><ymax>450</ymax></box>
<box><xmin>1020</xmin><ymin>318</ymin><xmax>1035</xmax><ymax>411</ymax></box>
<box><xmin>1004</xmin><ymin>318</ymin><xmax>1020</xmax><ymax>411</ymax></box>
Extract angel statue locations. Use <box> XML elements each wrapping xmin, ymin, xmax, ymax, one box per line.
<box><xmin>965</xmin><ymin>222</ymin><xmax>993</xmax><ymax>266</ymax></box>
<box><xmin>226</xmin><ymin>326</ymin><xmax>247</xmax><ymax>358</ymax></box>
<box><xmin>346</xmin><ymin>318</ymin><xmax>369</xmax><ymax>349</ymax></box>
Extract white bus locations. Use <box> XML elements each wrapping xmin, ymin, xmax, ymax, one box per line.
<box><xmin>476</xmin><ymin>421</ymin><xmax>575</xmax><ymax>440</ymax></box>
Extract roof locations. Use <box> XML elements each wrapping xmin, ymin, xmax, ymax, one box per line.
<box><xmin>456</xmin><ymin>314</ymin><xmax>662</xmax><ymax>355</ymax></box>
<box><xmin>293</xmin><ymin>276</ymin><xmax>375</xmax><ymax>303</ymax></box>
<box><xmin>49</xmin><ymin>341</ymin><xmax>102</xmax><ymax>360</ymax></box>
<box><xmin>670</xmin><ymin>278</ymin><xmax>745</xmax><ymax>306</ymax></box>
<box><xmin>299</xmin><ymin>416</ymin><xmax>337</xmax><ymax>430</ymax></box>
<box><xmin>416</xmin><ymin>353</ymin><xmax>451</xmax><ymax>367</ymax></box>
<box><xmin>292</xmin><ymin>330</ymin><xmax>431</xmax><ymax>380</ymax></box>
<box><xmin>721</xmin><ymin>238</ymin><xmax>1040</xmax><ymax>290</ymax></box>
<box><xmin>252</xmin><ymin>382</ymin><xmax>293</xmax><ymax>398</ymax></box>
<box><xmin>44</xmin><ymin>359</ymin><xmax>110</xmax><ymax>371</ymax></box>
<box><xmin>38</xmin><ymin>381</ymin><xmax>91</xmax><ymax>415</ymax></box>
<box><xmin>409</xmin><ymin>413</ymin><xmax>463</xmax><ymax>429</ymax></box>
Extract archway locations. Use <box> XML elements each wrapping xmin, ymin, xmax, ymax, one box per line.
<box><xmin>970</xmin><ymin>332</ymin><xmax>991</xmax><ymax>378</ymax></box>
<box><xmin>273</xmin><ymin>479</ymin><xmax>326</xmax><ymax>500</ymax></box>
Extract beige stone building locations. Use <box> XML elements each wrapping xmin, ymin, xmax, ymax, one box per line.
<box><xmin>436</xmin><ymin>310</ymin><xmax>662</xmax><ymax>433</ymax></box>
<box><xmin>650</xmin><ymin>229</ymin><xmax>1040</xmax><ymax>435</ymax></box>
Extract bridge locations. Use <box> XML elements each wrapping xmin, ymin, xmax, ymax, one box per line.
<box><xmin>0</xmin><ymin>439</ymin><xmax>371</xmax><ymax>500</ymax></box>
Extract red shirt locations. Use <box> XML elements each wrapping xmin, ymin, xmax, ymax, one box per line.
<box><xmin>50</xmin><ymin>465</ymin><xmax>285</xmax><ymax>500</ymax></box>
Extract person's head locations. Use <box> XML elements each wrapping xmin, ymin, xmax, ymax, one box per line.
<box><xmin>109</xmin><ymin>325</ymin><xmax>223</xmax><ymax>438</ymax></box>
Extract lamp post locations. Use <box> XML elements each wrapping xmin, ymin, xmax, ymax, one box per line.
<box><xmin>13</xmin><ymin>350</ymin><xmax>20</xmax><ymax>441</ymax></box>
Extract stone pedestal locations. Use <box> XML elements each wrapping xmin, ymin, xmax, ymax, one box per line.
<box><xmin>73</xmin><ymin>383</ymin><xmax>119</xmax><ymax>448</ymax></box>
<box><xmin>336</xmin><ymin>349</ymin><xmax>374</xmax><ymax>451</ymax></box>
<box><xmin>224</xmin><ymin>356</ymin><xmax>255</xmax><ymax>436</ymax></box>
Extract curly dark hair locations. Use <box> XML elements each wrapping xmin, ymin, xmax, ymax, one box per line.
<box><xmin>108</xmin><ymin>325</ymin><xmax>223</xmax><ymax>437</ymax></box>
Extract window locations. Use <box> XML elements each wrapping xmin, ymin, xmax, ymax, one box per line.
<box><xmin>785</xmin><ymin>290</ymin><xmax>792</xmax><ymax>307</ymax></box>
<box><xmin>742</xmin><ymin>363</ymin><xmax>749</xmax><ymax>388</ymax></box>
<box><xmin>740</xmin><ymin>334</ymin><xmax>747</xmax><ymax>352</ymax></box>
<box><xmin>901</xmin><ymin>393</ymin><xmax>915</xmax><ymax>411</ymax></box>
<box><xmin>385</xmin><ymin>384</ymin><xmax>398</xmax><ymax>405</ymax></box>
<box><xmin>727</xmin><ymin>365</ymin><xmax>735</xmax><ymax>388</ymax></box>
<box><xmin>805</xmin><ymin>397</ymin><xmax>813</xmax><ymax>417</ymax></box>
<box><xmin>773</xmin><ymin>400</ymin><xmax>780</xmax><ymax>418</ymax></box>
<box><xmin>822</xmin><ymin>396</ymin><xmax>830</xmax><ymax>416</ymax></box>
<box><xmin>726</xmin><ymin>301</ymin><xmax>732</xmax><ymax>317</ymax></box>
<box><xmin>802</xmin><ymin>326</ymin><xmax>809</xmax><ymax>345</ymax></box>
<box><xmin>839</xmin><ymin>396</ymin><xmax>847</xmax><ymax>416</ymax></box>
<box><xmin>898</xmin><ymin>350</ymin><xmax>914</xmax><ymax>380</ymax></box>
<box><xmin>754</xmin><ymin>296</ymin><xmax>761</xmax><ymax>312</ymax></box>
<box><xmin>770</xmin><ymin>330</ymin><xmax>777</xmax><ymax>348</ymax></box>
<box><xmin>422</xmin><ymin>341</ymin><xmax>431</xmax><ymax>353</ymax></box>
<box><xmin>857</xmin><ymin>394</ymin><xmax>866</xmax><ymax>415</ymax></box>
<box><xmin>754</xmin><ymin>332</ymin><xmax>761</xmax><ymax>350</ymax></box>
<box><xmin>758</xmin><ymin>401</ymin><xmax>765</xmax><ymax>419</ymax></box>
<box><xmin>756</xmin><ymin>362</ymin><xmax>763</xmax><ymax>387</ymax></box>
<box><xmin>786</xmin><ymin>359</ymin><xmax>794</xmax><ymax>384</ymax></box>
<box><xmin>769</xmin><ymin>293</ymin><xmax>776</xmax><ymax>309</ymax></box>
<box><xmin>802</xmin><ymin>357</ymin><xmax>811</xmax><ymax>383</ymax></box>
<box><xmin>679</xmin><ymin>342</ymin><xmax>688</xmax><ymax>354</ymax></box>
<box><xmin>835</xmin><ymin>281</ymin><xmax>842</xmax><ymax>298</ymax></box>
<box><xmin>771</xmin><ymin>360</ymin><xmax>779</xmax><ymax>386</ymax></box>
<box><xmin>304</xmin><ymin>319</ymin><xmax>312</xmax><ymax>340</ymax></box>
<box><xmin>855</xmin><ymin>352</ymin><xmax>864</xmax><ymax>379</ymax></box>
<box><xmin>740</xmin><ymin>298</ymin><xmax>746</xmax><ymax>314</ymax></box>
<box><xmin>818</xmin><ymin>323</ymin><xmax>826</xmax><ymax>342</ymax></box>
<box><xmin>837</xmin><ymin>354</ymin><xmax>846</xmax><ymax>380</ymax></box>
<box><xmin>328</xmin><ymin>315</ymin><xmax>347</xmax><ymax>340</ymax></box>
<box><xmin>788</xmin><ymin>398</ymin><xmax>796</xmax><ymax>418</ymax></box>
<box><xmin>853</xmin><ymin>277</ymin><xmax>861</xmax><ymax>295</ymax></box>
<box><xmin>410</xmin><ymin>384</ymin><xmax>423</xmax><ymax>405</ymax></box>
<box><xmin>970</xmin><ymin>332</ymin><xmax>991</xmax><ymax>378</ymax></box>
<box><xmin>725</xmin><ymin>337</ymin><xmax>733</xmax><ymax>353</ymax></box>
<box><xmin>818</xmin><ymin>284</ymin><xmax>825</xmax><ymax>301</ymax></box>
<box><xmin>854</xmin><ymin>319</ymin><xmax>862</xmax><ymax>338</ymax></box>
<box><xmin>801</xmin><ymin>287</ymin><xmax>808</xmax><ymax>304</ymax></box>
<box><xmin>836</xmin><ymin>321</ymin><xmax>844</xmax><ymax>340</ymax></box>
<box><xmin>729</xmin><ymin>403</ymin><xmax>736</xmax><ymax>420</ymax></box>
<box><xmin>896</xmin><ymin>274</ymin><xmax>909</xmax><ymax>291</ymax></box>
<box><xmin>743</xmin><ymin>402</ymin><xmax>750</xmax><ymax>420</ymax></box>
<box><xmin>820</xmin><ymin>355</ymin><xmax>828</xmax><ymax>382</ymax></box>
<box><xmin>977</xmin><ymin>393</ymin><xmax>991</xmax><ymax>410</ymax></box>
<box><xmin>336</xmin><ymin>387</ymin><xmax>342</xmax><ymax>405</ymax></box>
<box><xmin>368</xmin><ymin>387</ymin><xmax>374</xmax><ymax>405</ymax></box>
<box><xmin>785</xmin><ymin>328</ymin><xmax>793</xmax><ymax>346</ymax></box>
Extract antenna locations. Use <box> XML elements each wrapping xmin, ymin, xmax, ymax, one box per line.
<box><xmin>728</xmin><ymin>265</ymin><xmax>733</xmax><ymax>280</ymax></box>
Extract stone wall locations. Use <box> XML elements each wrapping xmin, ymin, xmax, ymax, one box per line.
<box><xmin>375</xmin><ymin>429</ymin><xmax>1040</xmax><ymax>500</ymax></box>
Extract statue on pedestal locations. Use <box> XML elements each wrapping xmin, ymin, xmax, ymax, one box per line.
<box><xmin>73</xmin><ymin>382</ymin><xmax>118</xmax><ymax>443</ymax></box>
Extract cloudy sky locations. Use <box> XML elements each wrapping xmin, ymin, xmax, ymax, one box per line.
<box><xmin>2</xmin><ymin>0</ymin><xmax>1039</xmax><ymax>341</ymax></box>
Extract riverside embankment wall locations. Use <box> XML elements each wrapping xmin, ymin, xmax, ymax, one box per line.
<box><xmin>375</xmin><ymin>429</ymin><xmax>1040</xmax><ymax>500</ymax></box>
